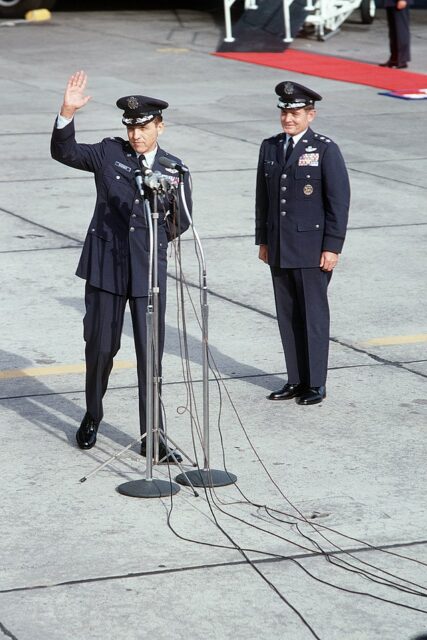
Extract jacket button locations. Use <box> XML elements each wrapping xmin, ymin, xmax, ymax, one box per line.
<box><xmin>281</xmin><ymin>211</ymin><xmax>286</xmax><ymax>216</ymax></box>
<box><xmin>281</xmin><ymin>186</ymin><xmax>287</xmax><ymax>191</ymax></box>
<box><xmin>91</xmin><ymin>228</ymin><xmax>95</xmax><ymax>232</ymax></box>
<box><xmin>131</xmin><ymin>213</ymin><xmax>136</xmax><ymax>218</ymax></box>
<box><xmin>116</xmin><ymin>175</ymin><xmax>120</xmax><ymax>180</ymax></box>
<box><xmin>135</xmin><ymin>199</ymin><xmax>140</xmax><ymax>204</ymax></box>
<box><xmin>306</xmin><ymin>174</ymin><xmax>311</xmax><ymax>178</ymax></box>
<box><xmin>282</xmin><ymin>174</ymin><xmax>287</xmax><ymax>179</ymax></box>
<box><xmin>130</xmin><ymin>227</ymin><xmax>135</xmax><ymax>232</ymax></box>
<box><xmin>315</xmin><ymin>224</ymin><xmax>320</xmax><ymax>228</ymax></box>
<box><xmin>281</xmin><ymin>199</ymin><xmax>286</xmax><ymax>204</ymax></box>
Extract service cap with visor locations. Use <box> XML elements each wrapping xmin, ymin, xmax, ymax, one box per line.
<box><xmin>116</xmin><ymin>95</ymin><xmax>169</xmax><ymax>126</ymax></box>
<box><xmin>275</xmin><ymin>81</ymin><xmax>322</xmax><ymax>110</ymax></box>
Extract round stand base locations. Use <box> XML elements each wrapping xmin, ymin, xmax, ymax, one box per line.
<box><xmin>117</xmin><ymin>478</ymin><xmax>180</xmax><ymax>498</ymax></box>
<box><xmin>175</xmin><ymin>468</ymin><xmax>237</xmax><ymax>488</ymax></box>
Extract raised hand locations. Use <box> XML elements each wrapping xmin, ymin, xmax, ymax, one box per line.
<box><xmin>60</xmin><ymin>70</ymin><xmax>92</xmax><ymax>118</ymax></box>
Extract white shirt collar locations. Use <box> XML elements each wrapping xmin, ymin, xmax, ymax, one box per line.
<box><xmin>137</xmin><ymin>146</ymin><xmax>157</xmax><ymax>169</ymax></box>
<box><xmin>285</xmin><ymin>129</ymin><xmax>308</xmax><ymax>147</ymax></box>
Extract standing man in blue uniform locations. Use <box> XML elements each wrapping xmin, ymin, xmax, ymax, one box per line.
<box><xmin>380</xmin><ymin>0</ymin><xmax>412</xmax><ymax>68</ymax></box>
<box><xmin>51</xmin><ymin>71</ymin><xmax>191</xmax><ymax>459</ymax></box>
<box><xmin>256</xmin><ymin>82</ymin><xmax>350</xmax><ymax>405</ymax></box>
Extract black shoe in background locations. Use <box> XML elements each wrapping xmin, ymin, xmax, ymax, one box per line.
<box><xmin>296</xmin><ymin>386</ymin><xmax>326</xmax><ymax>405</ymax></box>
<box><xmin>267</xmin><ymin>383</ymin><xmax>306</xmax><ymax>401</ymax></box>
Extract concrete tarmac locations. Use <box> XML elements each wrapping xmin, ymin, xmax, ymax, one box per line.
<box><xmin>0</xmin><ymin>6</ymin><xmax>426</xmax><ymax>640</ymax></box>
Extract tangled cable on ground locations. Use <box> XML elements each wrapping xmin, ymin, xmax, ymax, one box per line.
<box><xmin>154</xmin><ymin>192</ymin><xmax>427</xmax><ymax>639</ymax></box>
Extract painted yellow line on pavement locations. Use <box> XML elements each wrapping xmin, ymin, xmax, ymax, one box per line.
<box><xmin>1</xmin><ymin>334</ymin><xmax>425</xmax><ymax>379</ymax></box>
<box><xmin>363</xmin><ymin>334</ymin><xmax>427</xmax><ymax>346</ymax></box>
<box><xmin>0</xmin><ymin>361</ymin><xmax>136</xmax><ymax>380</ymax></box>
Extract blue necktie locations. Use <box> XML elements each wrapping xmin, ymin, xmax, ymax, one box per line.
<box><xmin>285</xmin><ymin>137</ymin><xmax>294</xmax><ymax>162</ymax></box>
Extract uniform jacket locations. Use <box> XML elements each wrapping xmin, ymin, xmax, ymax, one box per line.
<box><xmin>384</xmin><ymin>0</ymin><xmax>413</xmax><ymax>7</ymax></box>
<box><xmin>255</xmin><ymin>127</ymin><xmax>350</xmax><ymax>268</ymax></box>
<box><xmin>51</xmin><ymin>119</ymin><xmax>192</xmax><ymax>297</ymax></box>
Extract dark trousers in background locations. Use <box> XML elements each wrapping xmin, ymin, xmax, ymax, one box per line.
<box><xmin>83</xmin><ymin>283</ymin><xmax>166</xmax><ymax>435</ymax></box>
<box><xmin>386</xmin><ymin>6</ymin><xmax>411</xmax><ymax>65</ymax></box>
<box><xmin>271</xmin><ymin>267</ymin><xmax>332</xmax><ymax>388</ymax></box>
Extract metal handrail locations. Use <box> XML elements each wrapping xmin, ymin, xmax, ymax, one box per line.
<box><xmin>223</xmin><ymin>0</ymin><xmax>293</xmax><ymax>43</ymax></box>
<box><xmin>223</xmin><ymin>0</ymin><xmax>259</xmax><ymax>42</ymax></box>
<box><xmin>223</xmin><ymin>0</ymin><xmax>369</xmax><ymax>45</ymax></box>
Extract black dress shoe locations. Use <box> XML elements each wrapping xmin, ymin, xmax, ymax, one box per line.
<box><xmin>297</xmin><ymin>386</ymin><xmax>326</xmax><ymax>405</ymax></box>
<box><xmin>267</xmin><ymin>383</ymin><xmax>306</xmax><ymax>401</ymax></box>
<box><xmin>141</xmin><ymin>440</ymin><xmax>183</xmax><ymax>464</ymax></box>
<box><xmin>76</xmin><ymin>412</ymin><xmax>99</xmax><ymax>449</ymax></box>
<box><xmin>379</xmin><ymin>61</ymin><xmax>408</xmax><ymax>69</ymax></box>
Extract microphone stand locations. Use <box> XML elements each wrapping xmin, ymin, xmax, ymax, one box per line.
<box><xmin>174</xmin><ymin>172</ymin><xmax>237</xmax><ymax>488</ymax></box>
<box><xmin>118</xmin><ymin>175</ymin><xmax>196</xmax><ymax>499</ymax></box>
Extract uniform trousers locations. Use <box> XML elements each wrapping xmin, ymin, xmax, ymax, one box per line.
<box><xmin>83</xmin><ymin>282</ymin><xmax>166</xmax><ymax>435</ymax></box>
<box><xmin>271</xmin><ymin>267</ymin><xmax>332</xmax><ymax>388</ymax></box>
<box><xmin>386</xmin><ymin>6</ymin><xmax>411</xmax><ymax>65</ymax></box>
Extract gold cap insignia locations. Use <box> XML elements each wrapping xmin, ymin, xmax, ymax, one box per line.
<box><xmin>127</xmin><ymin>96</ymin><xmax>139</xmax><ymax>110</ymax></box>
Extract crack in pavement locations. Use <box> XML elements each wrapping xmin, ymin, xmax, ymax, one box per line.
<box><xmin>1</xmin><ymin>539</ymin><xmax>426</xmax><ymax>596</ymax></box>
<box><xmin>0</xmin><ymin>207</ymin><xmax>82</xmax><ymax>244</ymax></box>
<box><xmin>0</xmin><ymin>623</ymin><xmax>19</xmax><ymax>640</ymax></box>
<box><xmin>0</xmin><ymin>211</ymin><xmax>424</xmax><ymax>382</ymax></box>
<box><xmin>1</xmin><ymin>361</ymin><xmax>426</xmax><ymax>403</ymax></box>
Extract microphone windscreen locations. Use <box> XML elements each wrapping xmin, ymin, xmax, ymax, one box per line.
<box><xmin>158</xmin><ymin>156</ymin><xmax>174</xmax><ymax>169</ymax></box>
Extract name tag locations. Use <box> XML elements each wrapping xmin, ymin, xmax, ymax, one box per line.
<box><xmin>298</xmin><ymin>153</ymin><xmax>319</xmax><ymax>167</ymax></box>
<box><xmin>114</xmin><ymin>161</ymin><xmax>132</xmax><ymax>173</ymax></box>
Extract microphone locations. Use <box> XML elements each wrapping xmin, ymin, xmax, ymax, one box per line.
<box><xmin>156</xmin><ymin>172</ymin><xmax>175</xmax><ymax>192</ymax></box>
<box><xmin>145</xmin><ymin>171</ymin><xmax>175</xmax><ymax>192</ymax></box>
<box><xmin>158</xmin><ymin>156</ymin><xmax>189</xmax><ymax>174</ymax></box>
<box><xmin>134</xmin><ymin>168</ymin><xmax>144</xmax><ymax>195</ymax></box>
<box><xmin>144</xmin><ymin>171</ymin><xmax>162</xmax><ymax>191</ymax></box>
<box><xmin>135</xmin><ymin>164</ymin><xmax>174</xmax><ymax>193</ymax></box>
<box><xmin>135</xmin><ymin>161</ymin><xmax>154</xmax><ymax>194</ymax></box>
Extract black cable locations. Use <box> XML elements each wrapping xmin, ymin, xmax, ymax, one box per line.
<box><xmin>172</xmin><ymin>229</ymin><xmax>427</xmax><ymax>601</ymax></box>
<box><xmin>200</xmin><ymin>341</ymin><xmax>427</xmax><ymax>598</ymax></box>
<box><xmin>161</xmin><ymin>187</ymin><xmax>427</xmax><ymax>631</ymax></box>
<box><xmin>166</xmin><ymin>217</ymin><xmax>324</xmax><ymax>639</ymax></box>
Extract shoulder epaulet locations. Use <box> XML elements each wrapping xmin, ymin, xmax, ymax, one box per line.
<box><xmin>264</xmin><ymin>133</ymin><xmax>283</xmax><ymax>145</ymax></box>
<box><xmin>101</xmin><ymin>136</ymin><xmax>124</xmax><ymax>146</ymax></box>
<box><xmin>312</xmin><ymin>133</ymin><xmax>333</xmax><ymax>144</ymax></box>
<box><xmin>159</xmin><ymin>149</ymin><xmax>181</xmax><ymax>163</ymax></box>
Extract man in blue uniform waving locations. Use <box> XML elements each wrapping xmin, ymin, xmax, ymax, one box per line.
<box><xmin>256</xmin><ymin>81</ymin><xmax>350</xmax><ymax>405</ymax></box>
<box><xmin>51</xmin><ymin>71</ymin><xmax>191</xmax><ymax>459</ymax></box>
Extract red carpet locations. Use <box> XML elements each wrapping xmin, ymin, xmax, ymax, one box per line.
<box><xmin>214</xmin><ymin>50</ymin><xmax>427</xmax><ymax>92</ymax></box>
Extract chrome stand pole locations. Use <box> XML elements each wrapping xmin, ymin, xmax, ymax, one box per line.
<box><xmin>174</xmin><ymin>175</ymin><xmax>237</xmax><ymax>488</ymax></box>
<box><xmin>118</xmin><ymin>185</ymin><xmax>181</xmax><ymax>498</ymax></box>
